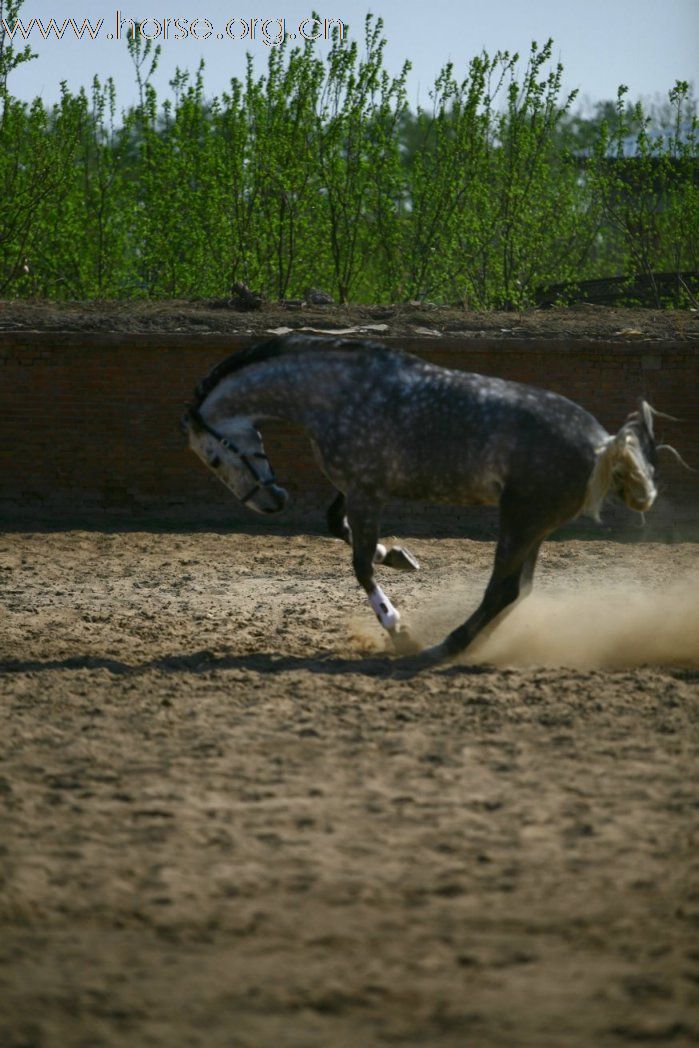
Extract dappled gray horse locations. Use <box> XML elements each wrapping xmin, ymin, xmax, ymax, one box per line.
<box><xmin>182</xmin><ymin>333</ymin><xmax>670</xmax><ymax>666</ymax></box>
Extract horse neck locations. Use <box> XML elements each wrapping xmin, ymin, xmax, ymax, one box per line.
<box><xmin>202</xmin><ymin>357</ymin><xmax>341</xmax><ymax>429</ymax></box>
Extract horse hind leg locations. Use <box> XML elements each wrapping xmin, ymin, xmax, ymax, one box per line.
<box><xmin>420</xmin><ymin>513</ymin><xmax>547</xmax><ymax>665</ymax></box>
<box><xmin>519</xmin><ymin>540</ymin><xmax>543</xmax><ymax>599</ymax></box>
<box><xmin>326</xmin><ymin>491</ymin><xmax>419</xmax><ymax>572</ymax></box>
<box><xmin>345</xmin><ymin>493</ymin><xmax>421</xmax><ymax>655</ymax></box>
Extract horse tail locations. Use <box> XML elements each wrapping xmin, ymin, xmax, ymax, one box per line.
<box><xmin>579</xmin><ymin>438</ymin><xmax>611</xmax><ymax>521</ymax></box>
<box><xmin>581</xmin><ymin>401</ymin><xmax>660</xmax><ymax>520</ymax></box>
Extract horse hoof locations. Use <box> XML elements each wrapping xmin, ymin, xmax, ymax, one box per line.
<box><xmin>390</xmin><ymin>644</ymin><xmax>448</xmax><ymax>676</ymax></box>
<box><xmin>420</xmin><ymin>642</ymin><xmax>450</xmax><ymax>663</ymax></box>
<box><xmin>383</xmin><ymin>546</ymin><xmax>420</xmax><ymax>572</ymax></box>
<box><xmin>389</xmin><ymin>625</ymin><xmax>422</xmax><ymax>656</ymax></box>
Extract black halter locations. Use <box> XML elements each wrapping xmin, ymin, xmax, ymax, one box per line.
<box><xmin>191</xmin><ymin>410</ymin><xmax>279</xmax><ymax>505</ymax></box>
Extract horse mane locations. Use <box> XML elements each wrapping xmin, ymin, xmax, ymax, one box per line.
<box><xmin>190</xmin><ymin>333</ymin><xmax>395</xmax><ymax>409</ymax></box>
<box><xmin>191</xmin><ymin>336</ymin><xmax>291</xmax><ymax>409</ymax></box>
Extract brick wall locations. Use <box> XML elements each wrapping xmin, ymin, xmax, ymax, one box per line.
<box><xmin>0</xmin><ymin>331</ymin><xmax>696</xmax><ymax>528</ymax></box>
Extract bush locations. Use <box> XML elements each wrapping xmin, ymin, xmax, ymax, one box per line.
<box><xmin>1</xmin><ymin>8</ymin><xmax>696</xmax><ymax>306</ymax></box>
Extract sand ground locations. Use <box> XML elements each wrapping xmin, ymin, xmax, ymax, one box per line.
<box><xmin>0</xmin><ymin>528</ymin><xmax>698</xmax><ymax>1047</ymax></box>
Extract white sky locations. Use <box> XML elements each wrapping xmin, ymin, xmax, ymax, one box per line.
<box><xmin>5</xmin><ymin>0</ymin><xmax>699</xmax><ymax>113</ymax></box>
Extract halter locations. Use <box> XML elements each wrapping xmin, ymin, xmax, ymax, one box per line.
<box><xmin>190</xmin><ymin>410</ymin><xmax>279</xmax><ymax>505</ymax></box>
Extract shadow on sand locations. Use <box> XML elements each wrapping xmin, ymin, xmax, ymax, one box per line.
<box><xmin>0</xmin><ymin>649</ymin><xmax>501</xmax><ymax>680</ymax></box>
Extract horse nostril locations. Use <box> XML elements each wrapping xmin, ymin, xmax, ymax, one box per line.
<box><xmin>271</xmin><ymin>485</ymin><xmax>288</xmax><ymax>511</ymax></box>
<box><xmin>260</xmin><ymin>485</ymin><xmax>288</xmax><ymax>513</ymax></box>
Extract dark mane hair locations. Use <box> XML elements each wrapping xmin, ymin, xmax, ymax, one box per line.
<box><xmin>191</xmin><ymin>335</ymin><xmax>291</xmax><ymax>409</ymax></box>
<box><xmin>190</xmin><ymin>332</ymin><xmax>397</xmax><ymax>409</ymax></box>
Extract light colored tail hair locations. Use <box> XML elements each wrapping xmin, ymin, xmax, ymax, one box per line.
<box><xmin>581</xmin><ymin>401</ymin><xmax>664</xmax><ymax>521</ymax></box>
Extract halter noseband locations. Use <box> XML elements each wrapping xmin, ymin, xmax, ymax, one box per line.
<box><xmin>190</xmin><ymin>410</ymin><xmax>279</xmax><ymax>505</ymax></box>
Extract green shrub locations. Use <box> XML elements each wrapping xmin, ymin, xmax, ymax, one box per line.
<box><xmin>1</xmin><ymin>5</ymin><xmax>696</xmax><ymax>306</ymax></box>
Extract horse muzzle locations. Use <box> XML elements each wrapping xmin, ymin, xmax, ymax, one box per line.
<box><xmin>257</xmin><ymin>483</ymin><xmax>289</xmax><ymax>514</ymax></box>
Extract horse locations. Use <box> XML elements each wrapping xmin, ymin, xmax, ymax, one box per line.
<box><xmin>181</xmin><ymin>332</ymin><xmax>676</xmax><ymax>668</ymax></box>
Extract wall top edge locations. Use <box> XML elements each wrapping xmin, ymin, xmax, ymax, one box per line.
<box><xmin>0</xmin><ymin>329</ymin><xmax>697</xmax><ymax>355</ymax></box>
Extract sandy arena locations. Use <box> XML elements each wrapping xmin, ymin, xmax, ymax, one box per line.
<box><xmin>0</xmin><ymin>524</ymin><xmax>697</xmax><ymax>1047</ymax></box>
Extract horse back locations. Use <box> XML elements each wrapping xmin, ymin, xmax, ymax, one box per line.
<box><xmin>320</xmin><ymin>354</ymin><xmax>608</xmax><ymax>514</ymax></box>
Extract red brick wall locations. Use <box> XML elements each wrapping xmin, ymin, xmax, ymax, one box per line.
<box><xmin>0</xmin><ymin>331</ymin><xmax>696</xmax><ymax>526</ymax></box>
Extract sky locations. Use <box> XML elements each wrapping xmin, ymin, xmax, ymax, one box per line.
<box><xmin>4</xmin><ymin>0</ymin><xmax>698</xmax><ymax>114</ymax></box>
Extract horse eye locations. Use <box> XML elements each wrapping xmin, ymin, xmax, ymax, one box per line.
<box><xmin>210</xmin><ymin>456</ymin><xmax>221</xmax><ymax>469</ymax></box>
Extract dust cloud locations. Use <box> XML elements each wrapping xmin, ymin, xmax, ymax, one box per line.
<box><xmin>419</xmin><ymin>575</ymin><xmax>699</xmax><ymax>669</ymax></box>
<box><xmin>349</xmin><ymin>575</ymin><xmax>699</xmax><ymax>669</ymax></box>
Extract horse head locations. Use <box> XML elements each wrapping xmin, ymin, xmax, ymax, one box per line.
<box><xmin>182</xmin><ymin>407</ymin><xmax>288</xmax><ymax>515</ymax></box>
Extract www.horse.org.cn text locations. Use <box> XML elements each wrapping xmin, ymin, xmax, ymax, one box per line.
<box><xmin>0</xmin><ymin>12</ymin><xmax>347</xmax><ymax>46</ymax></box>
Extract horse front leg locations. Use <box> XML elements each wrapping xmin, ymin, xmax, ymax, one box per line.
<box><xmin>378</xmin><ymin>544</ymin><xmax>420</xmax><ymax>572</ymax></box>
<box><xmin>345</xmin><ymin>493</ymin><xmax>420</xmax><ymax>655</ymax></box>
<box><xmin>326</xmin><ymin>491</ymin><xmax>420</xmax><ymax>572</ymax></box>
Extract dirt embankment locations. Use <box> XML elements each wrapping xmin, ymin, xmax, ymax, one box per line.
<box><xmin>1</xmin><ymin>298</ymin><xmax>697</xmax><ymax>341</ymax></box>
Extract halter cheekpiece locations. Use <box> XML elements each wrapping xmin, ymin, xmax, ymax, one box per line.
<box><xmin>190</xmin><ymin>409</ymin><xmax>279</xmax><ymax>505</ymax></box>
